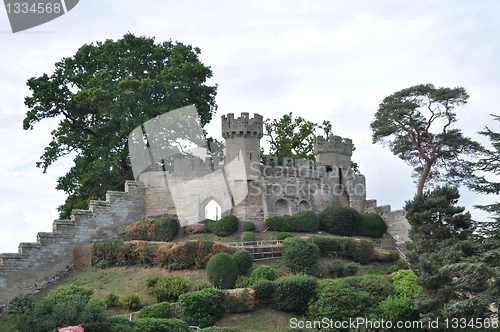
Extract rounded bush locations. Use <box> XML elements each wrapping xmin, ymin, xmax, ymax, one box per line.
<box><xmin>276</xmin><ymin>232</ymin><xmax>294</xmax><ymax>240</ymax></box>
<box><xmin>291</xmin><ymin>210</ymin><xmax>319</xmax><ymax>232</ymax></box>
<box><xmin>132</xmin><ymin>318</ymin><xmax>191</xmax><ymax>332</ymax></box>
<box><xmin>252</xmin><ymin>280</ymin><xmax>276</xmax><ymax>304</ymax></box>
<box><xmin>344</xmin><ymin>262</ymin><xmax>359</xmax><ymax>276</ymax></box>
<box><xmin>206</xmin><ymin>253</ymin><xmax>239</xmax><ymax>289</ymax></box>
<box><xmin>282</xmin><ymin>238</ymin><xmax>320</xmax><ymax>274</ymax></box>
<box><xmin>272</xmin><ymin>274</ymin><xmax>318</xmax><ymax>315</ymax></box>
<box><xmin>318</xmin><ymin>206</ymin><xmax>362</xmax><ymax>236</ymax></box>
<box><xmin>244</xmin><ymin>222</ymin><xmax>256</xmax><ymax>232</ymax></box>
<box><xmin>266</xmin><ymin>215</ymin><xmax>292</xmax><ymax>232</ymax></box>
<box><xmin>210</xmin><ymin>215</ymin><xmax>239</xmax><ymax>236</ymax></box>
<box><xmin>240</xmin><ymin>231</ymin><xmax>256</xmax><ymax>244</ymax></box>
<box><xmin>233</xmin><ymin>250</ymin><xmax>253</xmax><ymax>276</ymax></box>
<box><xmin>178</xmin><ymin>288</ymin><xmax>225</xmax><ymax>328</ymax></box>
<box><xmin>359</xmin><ymin>213</ymin><xmax>387</xmax><ymax>238</ymax></box>
<box><xmin>5</xmin><ymin>293</ymin><xmax>34</xmax><ymax>315</ymax></box>
<box><xmin>140</xmin><ymin>301</ymin><xmax>172</xmax><ymax>319</ymax></box>
<box><xmin>328</xmin><ymin>259</ymin><xmax>344</xmax><ymax>278</ymax></box>
<box><xmin>250</xmin><ymin>265</ymin><xmax>279</xmax><ymax>282</ymax></box>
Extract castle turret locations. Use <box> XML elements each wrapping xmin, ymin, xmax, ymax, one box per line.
<box><xmin>221</xmin><ymin>113</ymin><xmax>263</xmax><ymax>178</ymax></box>
<box><xmin>314</xmin><ymin>135</ymin><xmax>353</xmax><ymax>170</ymax></box>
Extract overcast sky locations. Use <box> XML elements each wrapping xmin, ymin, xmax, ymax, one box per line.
<box><xmin>0</xmin><ymin>0</ymin><xmax>499</xmax><ymax>253</ymax></box>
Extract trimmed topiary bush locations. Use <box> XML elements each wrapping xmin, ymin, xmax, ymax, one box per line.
<box><xmin>250</xmin><ymin>265</ymin><xmax>279</xmax><ymax>282</ymax></box>
<box><xmin>359</xmin><ymin>213</ymin><xmax>387</xmax><ymax>238</ymax></box>
<box><xmin>276</xmin><ymin>232</ymin><xmax>295</xmax><ymax>240</ymax></box>
<box><xmin>328</xmin><ymin>259</ymin><xmax>345</xmax><ymax>278</ymax></box>
<box><xmin>240</xmin><ymin>231</ymin><xmax>256</xmax><ymax>244</ymax></box>
<box><xmin>140</xmin><ymin>301</ymin><xmax>172</xmax><ymax>319</ymax></box>
<box><xmin>272</xmin><ymin>274</ymin><xmax>318</xmax><ymax>315</ymax></box>
<box><xmin>125</xmin><ymin>216</ymin><xmax>179</xmax><ymax>242</ymax></box>
<box><xmin>209</xmin><ymin>215</ymin><xmax>239</xmax><ymax>236</ymax></box>
<box><xmin>291</xmin><ymin>210</ymin><xmax>319</xmax><ymax>232</ymax></box>
<box><xmin>178</xmin><ymin>288</ymin><xmax>225</xmax><ymax>328</ymax></box>
<box><xmin>233</xmin><ymin>250</ymin><xmax>253</xmax><ymax>276</ymax></box>
<box><xmin>282</xmin><ymin>237</ymin><xmax>320</xmax><ymax>274</ymax></box>
<box><xmin>206</xmin><ymin>253</ymin><xmax>240</xmax><ymax>289</ymax></box>
<box><xmin>345</xmin><ymin>262</ymin><xmax>359</xmax><ymax>276</ymax></box>
<box><xmin>266</xmin><ymin>215</ymin><xmax>292</xmax><ymax>232</ymax></box>
<box><xmin>318</xmin><ymin>206</ymin><xmax>362</xmax><ymax>236</ymax></box>
<box><xmin>244</xmin><ymin>221</ymin><xmax>256</xmax><ymax>231</ymax></box>
<box><xmin>252</xmin><ymin>279</ymin><xmax>276</xmax><ymax>304</ymax></box>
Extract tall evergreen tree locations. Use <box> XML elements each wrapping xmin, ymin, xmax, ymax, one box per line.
<box><xmin>405</xmin><ymin>186</ymin><xmax>495</xmax><ymax>330</ymax></box>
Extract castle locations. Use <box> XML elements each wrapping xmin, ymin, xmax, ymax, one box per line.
<box><xmin>0</xmin><ymin>112</ymin><xmax>410</xmax><ymax>306</ymax></box>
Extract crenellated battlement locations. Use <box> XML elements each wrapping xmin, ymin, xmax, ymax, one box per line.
<box><xmin>314</xmin><ymin>135</ymin><xmax>353</xmax><ymax>157</ymax></box>
<box><xmin>221</xmin><ymin>112</ymin><xmax>263</xmax><ymax>139</ymax></box>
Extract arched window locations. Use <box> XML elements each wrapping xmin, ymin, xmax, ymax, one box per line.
<box><xmin>205</xmin><ymin>200</ymin><xmax>221</xmax><ymax>221</ymax></box>
<box><xmin>299</xmin><ymin>200</ymin><xmax>311</xmax><ymax>211</ymax></box>
<box><xmin>275</xmin><ymin>199</ymin><xmax>290</xmax><ymax>215</ymax></box>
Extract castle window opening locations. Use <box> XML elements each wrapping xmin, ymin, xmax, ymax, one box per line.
<box><xmin>275</xmin><ymin>199</ymin><xmax>290</xmax><ymax>215</ymax></box>
<box><xmin>339</xmin><ymin>167</ymin><xmax>343</xmax><ymax>185</ymax></box>
<box><xmin>205</xmin><ymin>200</ymin><xmax>221</xmax><ymax>221</ymax></box>
<box><xmin>299</xmin><ymin>200</ymin><xmax>310</xmax><ymax>211</ymax></box>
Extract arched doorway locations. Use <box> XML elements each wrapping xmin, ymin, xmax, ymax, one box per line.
<box><xmin>275</xmin><ymin>199</ymin><xmax>290</xmax><ymax>215</ymax></box>
<box><xmin>299</xmin><ymin>200</ymin><xmax>311</xmax><ymax>211</ymax></box>
<box><xmin>204</xmin><ymin>199</ymin><xmax>222</xmax><ymax>221</ymax></box>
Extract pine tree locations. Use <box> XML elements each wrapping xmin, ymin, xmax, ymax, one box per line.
<box><xmin>405</xmin><ymin>186</ymin><xmax>495</xmax><ymax>330</ymax></box>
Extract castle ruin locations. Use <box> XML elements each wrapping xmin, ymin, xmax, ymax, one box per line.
<box><xmin>0</xmin><ymin>112</ymin><xmax>410</xmax><ymax>306</ymax></box>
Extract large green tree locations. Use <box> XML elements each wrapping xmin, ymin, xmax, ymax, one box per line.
<box><xmin>405</xmin><ymin>186</ymin><xmax>495</xmax><ymax>330</ymax></box>
<box><xmin>23</xmin><ymin>33</ymin><xmax>217</xmax><ymax>219</ymax></box>
<box><xmin>370</xmin><ymin>84</ymin><xmax>481</xmax><ymax>194</ymax></box>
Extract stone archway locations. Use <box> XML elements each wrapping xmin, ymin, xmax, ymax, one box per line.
<box><xmin>204</xmin><ymin>199</ymin><xmax>222</xmax><ymax>221</ymax></box>
<box><xmin>298</xmin><ymin>200</ymin><xmax>311</xmax><ymax>211</ymax></box>
<box><xmin>275</xmin><ymin>199</ymin><xmax>290</xmax><ymax>216</ymax></box>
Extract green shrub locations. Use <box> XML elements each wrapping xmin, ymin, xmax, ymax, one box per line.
<box><xmin>206</xmin><ymin>253</ymin><xmax>240</xmax><ymax>289</ymax></box>
<box><xmin>266</xmin><ymin>215</ymin><xmax>292</xmax><ymax>232</ymax></box>
<box><xmin>272</xmin><ymin>274</ymin><xmax>317</xmax><ymax>315</ymax></box>
<box><xmin>145</xmin><ymin>275</ymin><xmax>189</xmax><ymax>303</ymax></box>
<box><xmin>209</xmin><ymin>215</ymin><xmax>239</xmax><ymax>236</ymax></box>
<box><xmin>121</xmin><ymin>294</ymin><xmax>143</xmax><ymax>311</ymax></box>
<box><xmin>282</xmin><ymin>237</ymin><xmax>320</xmax><ymax>274</ymax></box>
<box><xmin>328</xmin><ymin>259</ymin><xmax>344</xmax><ymax>278</ymax></box>
<box><xmin>178</xmin><ymin>288</ymin><xmax>225</xmax><ymax>328</ymax></box>
<box><xmin>240</xmin><ymin>231</ymin><xmax>257</xmax><ymax>244</ymax></box>
<box><xmin>132</xmin><ymin>318</ymin><xmax>191</xmax><ymax>332</ymax></box>
<box><xmin>359</xmin><ymin>213</ymin><xmax>387</xmax><ymax>238</ymax></box>
<box><xmin>200</xmin><ymin>327</ymin><xmax>244</xmax><ymax>332</ymax></box>
<box><xmin>125</xmin><ymin>216</ymin><xmax>179</xmax><ymax>241</ymax></box>
<box><xmin>234</xmin><ymin>275</ymin><xmax>253</xmax><ymax>288</ymax></box>
<box><xmin>390</xmin><ymin>269</ymin><xmax>421</xmax><ymax>298</ymax></box>
<box><xmin>44</xmin><ymin>284</ymin><xmax>93</xmax><ymax>304</ymax></box>
<box><xmin>379</xmin><ymin>295</ymin><xmax>420</xmax><ymax>326</ymax></box>
<box><xmin>192</xmin><ymin>281</ymin><xmax>214</xmax><ymax>291</ymax></box>
<box><xmin>5</xmin><ymin>293</ymin><xmax>34</xmax><ymax>315</ymax></box>
<box><xmin>345</xmin><ymin>262</ymin><xmax>359</xmax><ymax>276</ymax></box>
<box><xmin>105</xmin><ymin>293</ymin><xmax>121</xmax><ymax>308</ymax></box>
<box><xmin>252</xmin><ymin>279</ymin><xmax>276</xmax><ymax>304</ymax></box>
<box><xmin>387</xmin><ymin>259</ymin><xmax>410</xmax><ymax>274</ymax></box>
<box><xmin>140</xmin><ymin>301</ymin><xmax>172</xmax><ymax>319</ymax></box>
<box><xmin>291</xmin><ymin>210</ymin><xmax>319</xmax><ymax>232</ymax></box>
<box><xmin>276</xmin><ymin>232</ymin><xmax>295</xmax><ymax>240</ymax></box>
<box><xmin>250</xmin><ymin>265</ymin><xmax>279</xmax><ymax>282</ymax></box>
<box><xmin>233</xmin><ymin>250</ymin><xmax>253</xmax><ymax>275</ymax></box>
<box><xmin>349</xmin><ymin>239</ymin><xmax>374</xmax><ymax>264</ymax></box>
<box><xmin>244</xmin><ymin>222</ymin><xmax>256</xmax><ymax>231</ymax></box>
<box><xmin>318</xmin><ymin>206</ymin><xmax>362</xmax><ymax>236</ymax></box>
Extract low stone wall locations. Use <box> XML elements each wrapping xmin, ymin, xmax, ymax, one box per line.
<box><xmin>0</xmin><ymin>181</ymin><xmax>146</xmax><ymax>306</ymax></box>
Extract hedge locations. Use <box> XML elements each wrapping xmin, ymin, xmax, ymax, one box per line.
<box><xmin>308</xmin><ymin>235</ymin><xmax>375</xmax><ymax>264</ymax></box>
<box><xmin>282</xmin><ymin>238</ymin><xmax>320</xmax><ymax>274</ymax></box>
<box><xmin>318</xmin><ymin>206</ymin><xmax>362</xmax><ymax>236</ymax></box>
<box><xmin>178</xmin><ymin>288</ymin><xmax>225</xmax><ymax>328</ymax></box>
<box><xmin>125</xmin><ymin>216</ymin><xmax>179</xmax><ymax>242</ymax></box>
<box><xmin>272</xmin><ymin>274</ymin><xmax>318</xmax><ymax>315</ymax></box>
<box><xmin>208</xmin><ymin>215</ymin><xmax>239</xmax><ymax>236</ymax></box>
<box><xmin>359</xmin><ymin>213</ymin><xmax>387</xmax><ymax>238</ymax></box>
<box><xmin>290</xmin><ymin>210</ymin><xmax>319</xmax><ymax>232</ymax></box>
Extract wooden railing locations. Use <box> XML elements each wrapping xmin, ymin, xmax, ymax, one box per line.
<box><xmin>226</xmin><ymin>239</ymin><xmax>285</xmax><ymax>261</ymax></box>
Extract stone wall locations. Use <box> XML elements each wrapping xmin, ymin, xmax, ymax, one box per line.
<box><xmin>0</xmin><ymin>181</ymin><xmax>146</xmax><ymax>306</ymax></box>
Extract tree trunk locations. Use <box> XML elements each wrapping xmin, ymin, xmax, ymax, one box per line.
<box><xmin>417</xmin><ymin>161</ymin><xmax>433</xmax><ymax>195</ymax></box>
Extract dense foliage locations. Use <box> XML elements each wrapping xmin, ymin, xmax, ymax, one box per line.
<box><xmin>178</xmin><ymin>288</ymin><xmax>225</xmax><ymax>328</ymax></box>
<box><xmin>318</xmin><ymin>206</ymin><xmax>362</xmax><ymax>236</ymax></box>
<box><xmin>206</xmin><ymin>253</ymin><xmax>240</xmax><ymax>289</ymax></box>
<box><xmin>250</xmin><ymin>265</ymin><xmax>280</xmax><ymax>282</ymax></box>
<box><xmin>308</xmin><ymin>235</ymin><xmax>376</xmax><ymax>264</ymax></box>
<box><xmin>139</xmin><ymin>301</ymin><xmax>172</xmax><ymax>319</ymax></box>
<box><xmin>359</xmin><ymin>213</ymin><xmax>387</xmax><ymax>238</ymax></box>
<box><xmin>244</xmin><ymin>221</ymin><xmax>256</xmax><ymax>231</ymax></box>
<box><xmin>233</xmin><ymin>250</ymin><xmax>254</xmax><ymax>276</ymax></box>
<box><xmin>282</xmin><ymin>237</ymin><xmax>320</xmax><ymax>274</ymax></box>
<box><xmin>145</xmin><ymin>274</ymin><xmax>188</xmax><ymax>303</ymax></box>
<box><xmin>208</xmin><ymin>215</ymin><xmax>239</xmax><ymax>236</ymax></box>
<box><xmin>272</xmin><ymin>274</ymin><xmax>318</xmax><ymax>315</ymax></box>
<box><xmin>266</xmin><ymin>215</ymin><xmax>292</xmax><ymax>232</ymax></box>
<box><xmin>290</xmin><ymin>209</ymin><xmax>319</xmax><ymax>232</ymax></box>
